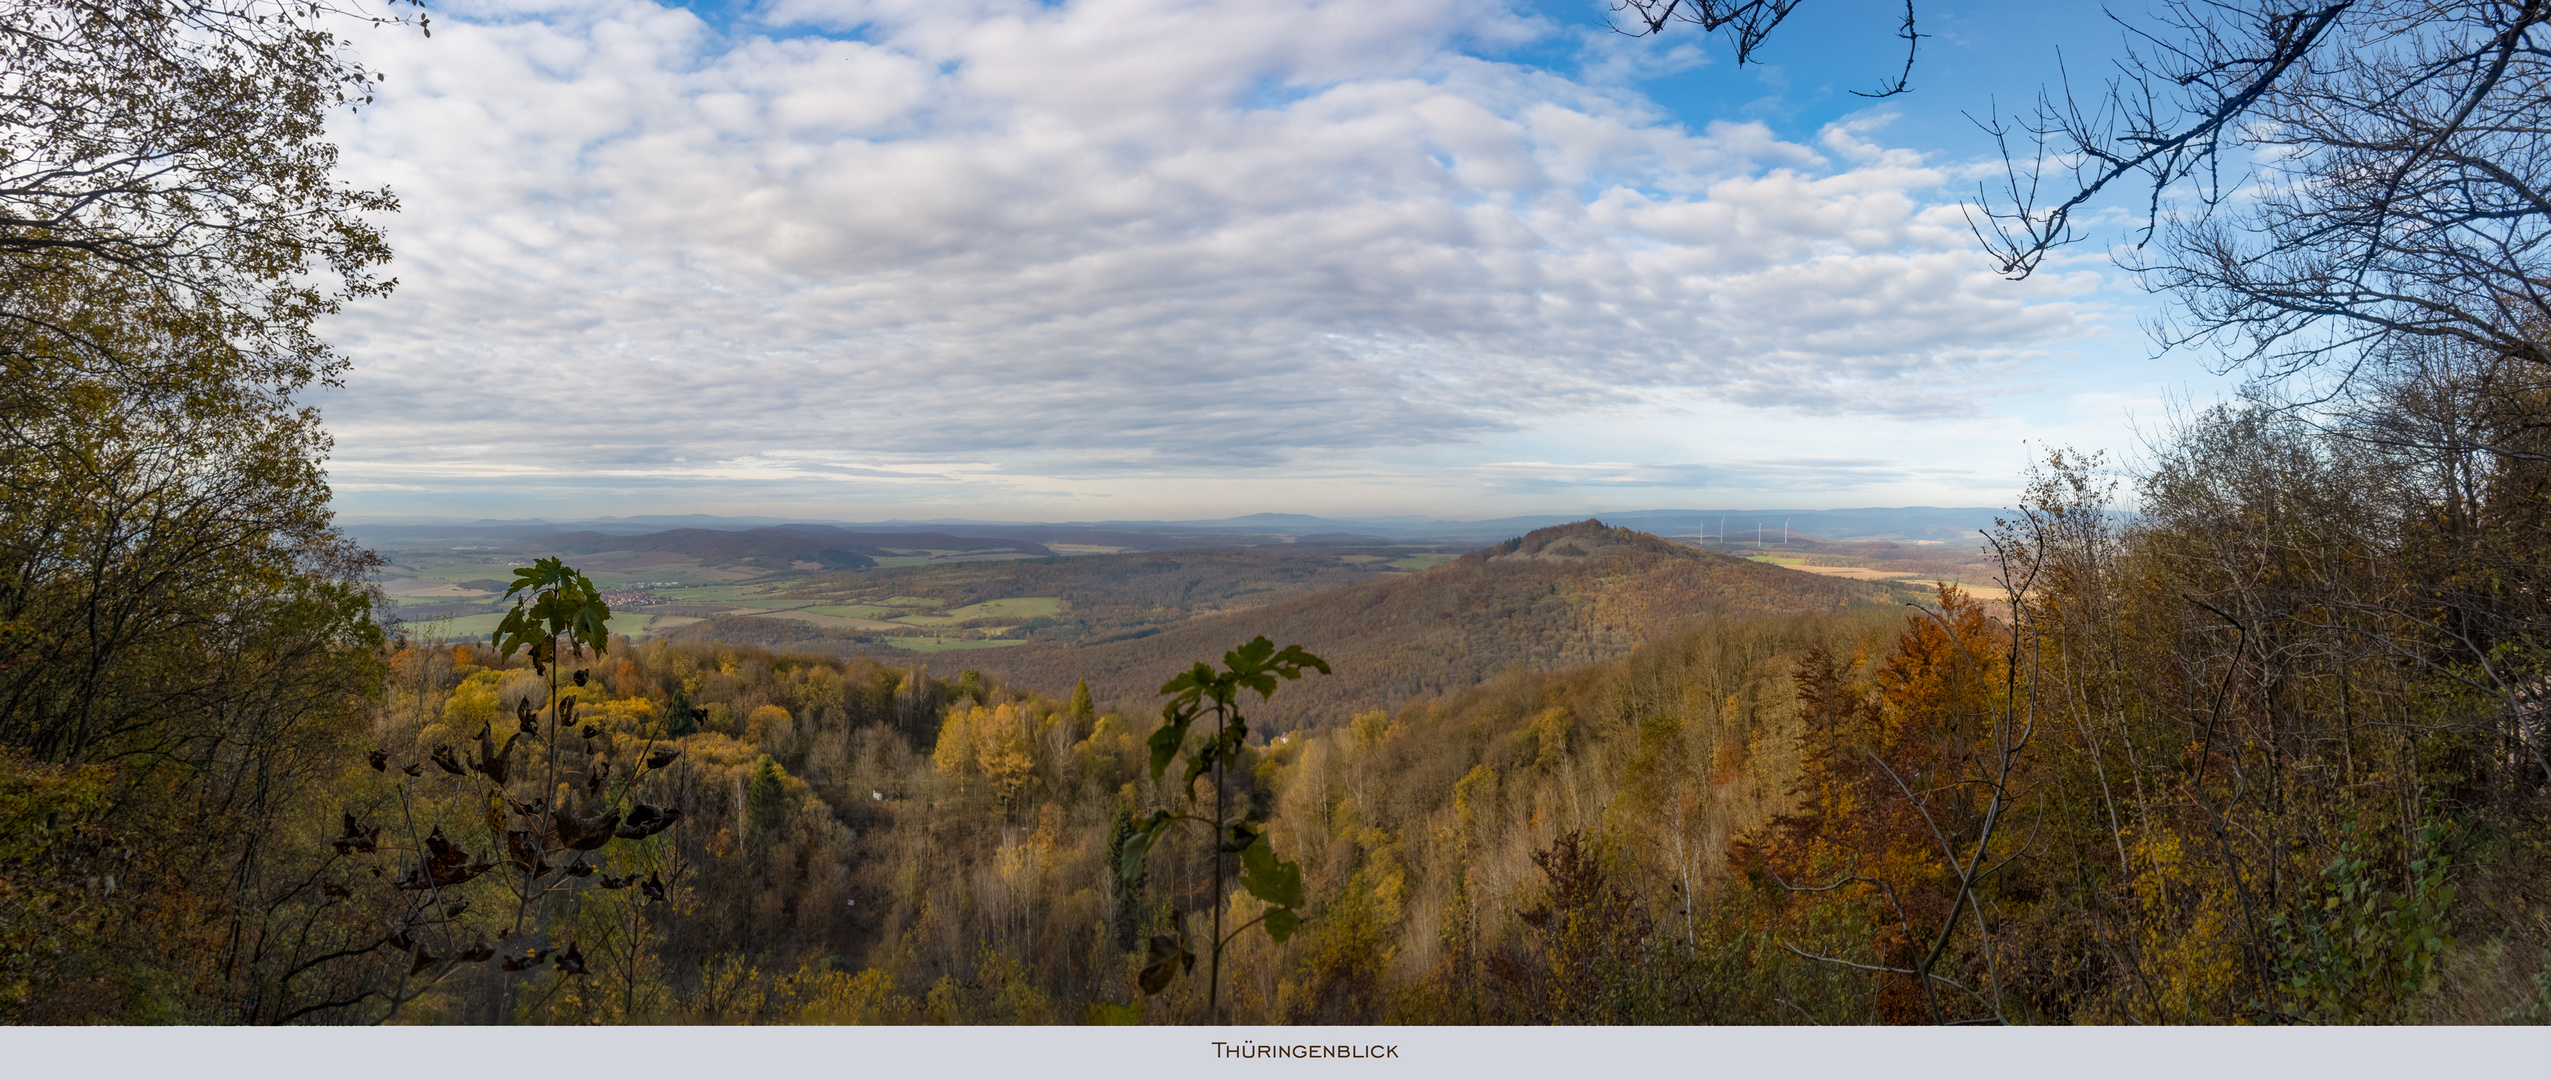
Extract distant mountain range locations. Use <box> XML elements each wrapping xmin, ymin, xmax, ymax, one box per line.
<box><xmin>344</xmin><ymin>506</ymin><xmax>2005</xmax><ymax>550</ymax></box>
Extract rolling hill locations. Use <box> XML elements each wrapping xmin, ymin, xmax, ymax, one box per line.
<box><xmin>942</xmin><ymin>519</ymin><xmax>1900</xmax><ymax>731</ymax></box>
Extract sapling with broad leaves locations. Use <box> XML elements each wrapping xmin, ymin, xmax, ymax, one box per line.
<box><xmin>1116</xmin><ymin>636</ymin><xmax>1327</xmax><ymax>1022</ymax></box>
<box><xmin>329</xmin><ymin>558</ymin><xmax>690</xmax><ymax>1021</ymax></box>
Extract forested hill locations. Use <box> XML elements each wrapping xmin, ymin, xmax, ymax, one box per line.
<box><xmin>959</xmin><ymin>519</ymin><xmax>1895</xmax><ymax>729</ymax></box>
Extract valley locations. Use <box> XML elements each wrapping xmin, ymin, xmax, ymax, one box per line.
<box><xmin>946</xmin><ymin>520</ymin><xmax>1924</xmax><ymax>730</ymax></box>
<box><xmin>366</xmin><ymin>523</ymin><xmax>1481</xmax><ymax>651</ymax></box>
<box><xmin>370</xmin><ymin>520</ymin><xmax>2005</xmax><ymax>687</ymax></box>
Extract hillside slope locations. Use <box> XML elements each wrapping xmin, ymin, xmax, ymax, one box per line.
<box><xmin>958</xmin><ymin>520</ymin><xmax>1895</xmax><ymax>729</ymax></box>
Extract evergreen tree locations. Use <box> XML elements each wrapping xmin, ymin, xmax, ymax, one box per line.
<box><xmin>666</xmin><ymin>682</ymin><xmax>695</xmax><ymax>736</ymax></box>
<box><xmin>746</xmin><ymin>756</ymin><xmax>788</xmax><ymax>842</ymax></box>
<box><xmin>1105</xmin><ymin>802</ymin><xmax>1145</xmax><ymax>953</ymax></box>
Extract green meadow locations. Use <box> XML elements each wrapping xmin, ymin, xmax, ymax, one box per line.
<box><xmin>893</xmin><ymin>596</ymin><xmax>1062</xmax><ymax>625</ymax></box>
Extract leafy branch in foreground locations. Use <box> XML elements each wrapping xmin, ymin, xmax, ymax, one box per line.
<box><xmin>1116</xmin><ymin>636</ymin><xmax>1327</xmax><ymax>1022</ymax></box>
<box><xmin>324</xmin><ymin>558</ymin><xmax>692</xmax><ymax>1021</ymax></box>
<box><xmin>492</xmin><ymin>557</ymin><xmax>612</xmax><ymax>675</ymax></box>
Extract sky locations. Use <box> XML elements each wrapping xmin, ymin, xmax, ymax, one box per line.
<box><xmin>316</xmin><ymin>0</ymin><xmax>2240</xmax><ymax>523</ymax></box>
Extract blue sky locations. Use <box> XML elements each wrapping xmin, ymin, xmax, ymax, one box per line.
<box><xmin>317</xmin><ymin>0</ymin><xmax>2233</xmax><ymax>521</ymax></box>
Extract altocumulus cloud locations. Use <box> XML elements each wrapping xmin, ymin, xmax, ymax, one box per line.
<box><xmin>318</xmin><ymin>0</ymin><xmax>2103</xmax><ymax>509</ymax></box>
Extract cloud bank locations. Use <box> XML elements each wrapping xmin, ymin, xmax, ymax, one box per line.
<box><xmin>320</xmin><ymin>0</ymin><xmax>2111</xmax><ymax>515</ymax></box>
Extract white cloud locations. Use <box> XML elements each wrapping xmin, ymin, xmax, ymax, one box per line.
<box><xmin>317</xmin><ymin>0</ymin><xmax>2118</xmax><ymax>516</ymax></box>
<box><xmin>1458</xmin><ymin>456</ymin><xmax>1932</xmax><ymax>492</ymax></box>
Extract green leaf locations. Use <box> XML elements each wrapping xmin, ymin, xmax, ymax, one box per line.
<box><xmin>1147</xmin><ymin>707</ymin><xmax>1191</xmax><ymax>783</ymax></box>
<box><xmin>1263</xmin><ymin>907</ymin><xmax>1300</xmax><ymax>944</ymax></box>
<box><xmin>1229</xmin><ymin>636</ymin><xmax>1275</xmax><ymax>670</ymax></box>
<box><xmin>1138</xmin><ymin>933</ymin><xmax>1193</xmax><ymax>995</ymax></box>
<box><xmin>1118</xmin><ymin>812</ymin><xmax>1170</xmax><ymax>885</ymax></box>
<box><xmin>1219</xmin><ymin>822</ymin><xmax>1258</xmax><ymax>854</ymax></box>
<box><xmin>1238</xmin><ymin>833</ymin><xmax>1304</xmax><ymax>909</ymax></box>
<box><xmin>488</xmin><ymin>557</ymin><xmax>613</xmax><ymax>666</ymax></box>
<box><xmin>1159</xmin><ymin>662</ymin><xmax>1213</xmax><ymax>699</ymax></box>
<box><xmin>1271</xmin><ymin>643</ymin><xmax>1331</xmax><ymax>676</ymax></box>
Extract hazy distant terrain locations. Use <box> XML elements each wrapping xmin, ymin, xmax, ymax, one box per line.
<box><xmin>660</xmin><ymin>541</ymin><xmax>1463</xmax><ymax>653</ymax></box>
<box><xmin>366</xmin><ymin>511</ymin><xmax>2007</xmax><ymax>760</ymax></box>
<box><xmin>366</xmin><ymin>522</ymin><xmax>1475</xmax><ymax>646</ymax></box>
<box><xmin>368</xmin><ymin>525</ymin><xmax>1065</xmax><ymax>640</ymax></box>
<box><xmin>345</xmin><ymin>506</ymin><xmax>2008</xmax><ymax>549</ymax></box>
<box><xmin>368</xmin><ymin>514</ymin><xmax>2002</xmax><ymax>674</ymax></box>
<box><xmin>916</xmin><ymin>521</ymin><xmax>1914</xmax><ymax>730</ymax></box>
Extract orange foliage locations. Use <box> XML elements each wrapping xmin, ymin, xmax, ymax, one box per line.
<box><xmin>1741</xmin><ymin>585</ymin><xmax>2011</xmax><ymax>1022</ymax></box>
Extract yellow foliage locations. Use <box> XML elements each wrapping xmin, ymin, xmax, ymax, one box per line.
<box><xmin>579</xmin><ymin>695</ymin><xmax>659</xmax><ymax>733</ymax></box>
<box><xmin>689</xmin><ymin>953</ymin><xmax>767</xmax><ymax>1023</ymax></box>
<box><xmin>932</xmin><ymin>706</ymin><xmax>978</xmax><ymax>774</ymax></box>
<box><xmin>935</xmin><ymin>703</ymin><xmax>1036</xmax><ymax>806</ymax></box>
<box><xmin>1450</xmin><ymin>762</ymin><xmax>1497</xmax><ymax>839</ymax></box>
<box><xmin>1253</xmin><ymin>735</ymin><xmax>1303</xmax><ymax>794</ymax></box>
<box><xmin>2124</xmin><ymin>826</ymin><xmax>2250</xmax><ymax>1022</ymax></box>
<box><xmin>1528</xmin><ymin>707</ymin><xmax>1571</xmax><ymax>770</ymax></box>
<box><xmin>924</xmin><ymin>974</ymin><xmax>966</xmax><ymax>1024</ymax></box>
<box><xmin>436</xmin><ymin>668</ymin><xmax>507</xmax><ymax>734</ymax></box>
<box><xmin>1350</xmin><ymin>709</ymin><xmax>1391</xmax><ymax>750</ymax></box>
<box><xmin>1072</xmin><ymin>712</ymin><xmax>1140</xmax><ymax>781</ymax></box>
<box><xmin>679</xmin><ymin>731</ymin><xmax>764</xmax><ymax>772</ymax></box>
<box><xmin>745</xmin><ymin>704</ymin><xmax>793</xmax><ymax>752</ymax></box>
<box><xmin>794</xmin><ymin>967</ymin><xmax>915</xmax><ymax>1025</ymax></box>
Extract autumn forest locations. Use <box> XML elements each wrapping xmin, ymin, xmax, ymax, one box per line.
<box><xmin>12</xmin><ymin>0</ymin><xmax>2551</xmax><ymax>1029</ymax></box>
<box><xmin>14</xmin><ymin>429</ymin><xmax>2551</xmax><ymax>1025</ymax></box>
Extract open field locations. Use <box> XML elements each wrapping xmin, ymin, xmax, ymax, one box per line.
<box><xmin>651</xmin><ymin>585</ymin><xmax>804</xmax><ymax>609</ymax></box>
<box><xmin>395</xmin><ymin>611</ymin><xmax>508</xmax><ymax>639</ymax></box>
<box><xmin>740</xmin><ymin>545</ymin><xmax>1468</xmax><ymax>650</ymax></box>
<box><xmin>1786</xmin><ymin>565</ymin><xmax>1925</xmax><ymax>580</ymax></box>
<box><xmin>374</xmin><ymin>528</ymin><xmax>1500</xmax><ymax>654</ymax></box>
<box><xmin>743</xmin><ymin>609</ymin><xmax>908</xmax><ymax>632</ymax></box>
<box><xmin>893</xmin><ymin>596</ymin><xmax>1062</xmax><ymax>625</ymax></box>
<box><xmin>379</xmin><ymin>579</ymin><xmax>497</xmax><ymax>598</ymax></box>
